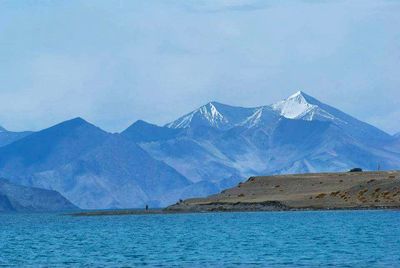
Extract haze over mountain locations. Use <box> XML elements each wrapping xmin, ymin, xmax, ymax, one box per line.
<box><xmin>1</xmin><ymin>91</ymin><xmax>399</xmax><ymax>209</ymax></box>
<box><xmin>0</xmin><ymin>178</ymin><xmax>77</xmax><ymax>212</ymax></box>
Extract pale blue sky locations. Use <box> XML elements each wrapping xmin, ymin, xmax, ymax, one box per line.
<box><xmin>0</xmin><ymin>0</ymin><xmax>399</xmax><ymax>133</ymax></box>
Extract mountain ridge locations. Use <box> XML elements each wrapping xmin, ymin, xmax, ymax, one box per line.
<box><xmin>164</xmin><ymin>91</ymin><xmax>392</xmax><ymax>144</ymax></box>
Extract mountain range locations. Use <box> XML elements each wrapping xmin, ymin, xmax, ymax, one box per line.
<box><xmin>0</xmin><ymin>91</ymin><xmax>399</xmax><ymax>209</ymax></box>
<box><xmin>0</xmin><ymin>119</ymin><xmax>190</xmax><ymax>209</ymax></box>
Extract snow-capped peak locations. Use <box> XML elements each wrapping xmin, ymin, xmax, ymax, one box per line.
<box><xmin>165</xmin><ymin>102</ymin><xmax>229</xmax><ymax>129</ymax></box>
<box><xmin>271</xmin><ymin>90</ymin><xmax>317</xmax><ymax>119</ymax></box>
<box><xmin>166</xmin><ymin>91</ymin><xmax>368</xmax><ymax>131</ymax></box>
<box><xmin>165</xmin><ymin>101</ymin><xmax>258</xmax><ymax>129</ymax></box>
<box><xmin>288</xmin><ymin>90</ymin><xmax>307</xmax><ymax>99</ymax></box>
<box><xmin>270</xmin><ymin>91</ymin><xmax>353</xmax><ymax>125</ymax></box>
<box><xmin>198</xmin><ymin>102</ymin><xmax>227</xmax><ymax>126</ymax></box>
<box><xmin>166</xmin><ymin>91</ymin><xmax>335</xmax><ymax>129</ymax></box>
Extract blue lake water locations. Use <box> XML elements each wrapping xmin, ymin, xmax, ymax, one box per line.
<box><xmin>1</xmin><ymin>210</ymin><xmax>400</xmax><ymax>267</ymax></box>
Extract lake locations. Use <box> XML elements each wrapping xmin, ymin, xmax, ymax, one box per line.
<box><xmin>1</xmin><ymin>210</ymin><xmax>400</xmax><ymax>267</ymax></box>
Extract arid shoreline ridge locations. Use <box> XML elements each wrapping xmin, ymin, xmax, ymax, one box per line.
<box><xmin>166</xmin><ymin>171</ymin><xmax>400</xmax><ymax>212</ymax></box>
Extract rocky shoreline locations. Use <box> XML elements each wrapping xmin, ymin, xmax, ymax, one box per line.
<box><xmin>165</xmin><ymin>201</ymin><xmax>290</xmax><ymax>212</ymax></box>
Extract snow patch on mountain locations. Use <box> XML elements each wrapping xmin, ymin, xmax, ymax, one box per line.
<box><xmin>241</xmin><ymin>107</ymin><xmax>264</xmax><ymax>127</ymax></box>
<box><xmin>239</xmin><ymin>106</ymin><xmax>279</xmax><ymax>128</ymax></box>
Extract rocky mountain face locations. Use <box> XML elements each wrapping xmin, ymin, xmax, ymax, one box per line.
<box><xmin>0</xmin><ymin>178</ymin><xmax>77</xmax><ymax>212</ymax></box>
<box><xmin>1</xmin><ymin>91</ymin><xmax>399</xmax><ymax>209</ymax></box>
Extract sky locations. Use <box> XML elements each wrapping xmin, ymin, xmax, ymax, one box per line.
<box><xmin>0</xmin><ymin>0</ymin><xmax>399</xmax><ymax>134</ymax></box>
